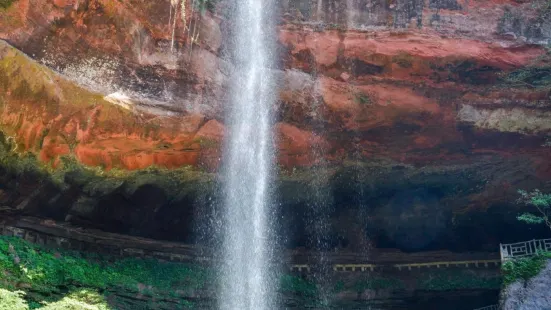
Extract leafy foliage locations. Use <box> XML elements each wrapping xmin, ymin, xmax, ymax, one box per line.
<box><xmin>517</xmin><ymin>213</ymin><xmax>545</xmax><ymax>224</ymax></box>
<box><xmin>0</xmin><ymin>236</ymin><xmax>206</xmax><ymax>309</ymax></box>
<box><xmin>502</xmin><ymin>252</ymin><xmax>551</xmax><ymax>285</ymax></box>
<box><xmin>0</xmin><ymin>289</ymin><xmax>28</xmax><ymax>310</ymax></box>
<box><xmin>517</xmin><ymin>189</ymin><xmax>551</xmax><ymax>229</ymax></box>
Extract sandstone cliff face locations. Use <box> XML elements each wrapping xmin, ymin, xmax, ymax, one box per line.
<box><xmin>0</xmin><ymin>0</ymin><xmax>550</xmax><ymax>251</ymax></box>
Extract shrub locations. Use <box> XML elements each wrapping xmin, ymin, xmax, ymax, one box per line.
<box><xmin>0</xmin><ymin>236</ymin><xmax>205</xmax><ymax>308</ymax></box>
<box><xmin>502</xmin><ymin>253</ymin><xmax>551</xmax><ymax>285</ymax></box>
<box><xmin>0</xmin><ymin>289</ymin><xmax>28</xmax><ymax>310</ymax></box>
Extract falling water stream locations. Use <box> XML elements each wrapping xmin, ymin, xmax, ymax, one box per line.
<box><xmin>220</xmin><ymin>0</ymin><xmax>276</xmax><ymax>309</ymax></box>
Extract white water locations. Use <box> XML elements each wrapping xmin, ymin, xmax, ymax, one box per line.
<box><xmin>220</xmin><ymin>0</ymin><xmax>276</xmax><ymax>309</ymax></box>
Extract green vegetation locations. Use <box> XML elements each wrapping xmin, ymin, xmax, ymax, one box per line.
<box><xmin>351</xmin><ymin>278</ymin><xmax>405</xmax><ymax>292</ymax></box>
<box><xmin>0</xmin><ymin>236</ymin><xmax>510</xmax><ymax>308</ymax></box>
<box><xmin>500</xmin><ymin>32</ymin><xmax>551</xmax><ymax>89</ymax></box>
<box><xmin>280</xmin><ymin>275</ymin><xmax>317</xmax><ymax>298</ymax></box>
<box><xmin>194</xmin><ymin>137</ymin><xmax>219</xmax><ymax>149</ymax></box>
<box><xmin>0</xmin><ymin>129</ymin><xmax>213</xmax><ymax>200</ymax></box>
<box><xmin>0</xmin><ymin>289</ymin><xmax>28</xmax><ymax>310</ymax></box>
<box><xmin>354</xmin><ymin>92</ymin><xmax>373</xmax><ymax>105</ymax></box>
<box><xmin>392</xmin><ymin>52</ymin><xmax>414</xmax><ymax>68</ymax></box>
<box><xmin>0</xmin><ymin>236</ymin><xmax>208</xmax><ymax>309</ymax></box>
<box><xmin>516</xmin><ymin>189</ymin><xmax>551</xmax><ymax>230</ymax></box>
<box><xmin>0</xmin><ymin>289</ymin><xmax>112</xmax><ymax>310</ymax></box>
<box><xmin>502</xmin><ymin>252</ymin><xmax>551</xmax><ymax>285</ymax></box>
<box><xmin>326</xmin><ymin>23</ymin><xmax>348</xmax><ymax>32</ymax></box>
<box><xmin>501</xmin><ymin>61</ymin><xmax>551</xmax><ymax>89</ymax></box>
<box><xmin>0</xmin><ymin>0</ymin><xmax>15</xmax><ymax>9</ymax></box>
<box><xmin>195</xmin><ymin>0</ymin><xmax>218</xmax><ymax>14</ymax></box>
<box><xmin>419</xmin><ymin>269</ymin><xmax>502</xmax><ymax>290</ymax></box>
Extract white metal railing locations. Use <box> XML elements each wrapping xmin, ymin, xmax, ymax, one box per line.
<box><xmin>473</xmin><ymin>305</ymin><xmax>499</xmax><ymax>310</ymax></box>
<box><xmin>500</xmin><ymin>238</ymin><xmax>551</xmax><ymax>261</ymax></box>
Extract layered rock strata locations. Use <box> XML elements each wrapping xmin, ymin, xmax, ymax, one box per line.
<box><xmin>0</xmin><ymin>0</ymin><xmax>550</xmax><ymax>252</ymax></box>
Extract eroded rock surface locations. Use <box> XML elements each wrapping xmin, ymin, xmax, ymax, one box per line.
<box><xmin>0</xmin><ymin>0</ymin><xmax>551</xmax><ymax>252</ymax></box>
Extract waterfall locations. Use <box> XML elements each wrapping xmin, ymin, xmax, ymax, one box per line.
<box><xmin>219</xmin><ymin>0</ymin><xmax>276</xmax><ymax>309</ymax></box>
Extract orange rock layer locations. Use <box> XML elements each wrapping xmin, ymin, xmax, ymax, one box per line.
<box><xmin>0</xmin><ymin>0</ymin><xmax>550</xmax><ymax>175</ymax></box>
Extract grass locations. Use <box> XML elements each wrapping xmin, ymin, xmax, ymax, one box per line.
<box><xmin>0</xmin><ymin>236</ymin><xmax>207</xmax><ymax>309</ymax></box>
<box><xmin>502</xmin><ymin>252</ymin><xmax>551</xmax><ymax>285</ymax></box>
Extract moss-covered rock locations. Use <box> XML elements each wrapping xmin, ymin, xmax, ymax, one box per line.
<box><xmin>0</xmin><ymin>0</ymin><xmax>16</xmax><ymax>10</ymax></box>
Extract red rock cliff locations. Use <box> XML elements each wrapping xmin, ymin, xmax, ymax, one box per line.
<box><xmin>1</xmin><ymin>0</ymin><xmax>550</xmax><ymax>250</ymax></box>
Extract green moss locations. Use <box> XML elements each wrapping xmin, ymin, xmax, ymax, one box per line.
<box><xmin>419</xmin><ymin>269</ymin><xmax>502</xmax><ymax>290</ymax></box>
<box><xmin>280</xmin><ymin>275</ymin><xmax>317</xmax><ymax>297</ymax></box>
<box><xmin>195</xmin><ymin>0</ymin><xmax>218</xmax><ymax>13</ymax></box>
<box><xmin>352</xmin><ymin>278</ymin><xmax>405</xmax><ymax>292</ymax></box>
<box><xmin>502</xmin><ymin>65</ymin><xmax>551</xmax><ymax>89</ymax></box>
<box><xmin>0</xmin><ymin>128</ymin><xmax>213</xmax><ymax>198</ymax></box>
<box><xmin>500</xmin><ymin>47</ymin><xmax>551</xmax><ymax>89</ymax></box>
<box><xmin>0</xmin><ymin>236</ymin><xmax>206</xmax><ymax>309</ymax></box>
<box><xmin>392</xmin><ymin>52</ymin><xmax>414</xmax><ymax>68</ymax></box>
<box><xmin>0</xmin><ymin>0</ymin><xmax>16</xmax><ymax>9</ymax></box>
<box><xmin>0</xmin><ymin>40</ymin><xmax>133</xmax><ymax>119</ymax></box>
<box><xmin>354</xmin><ymin>92</ymin><xmax>373</xmax><ymax>105</ymax></box>
<box><xmin>194</xmin><ymin>137</ymin><xmax>219</xmax><ymax>149</ymax></box>
<box><xmin>0</xmin><ymin>132</ymin><xmax>45</xmax><ymax>178</ymax></box>
<box><xmin>37</xmin><ymin>128</ymin><xmax>50</xmax><ymax>149</ymax></box>
<box><xmin>502</xmin><ymin>253</ymin><xmax>551</xmax><ymax>285</ymax></box>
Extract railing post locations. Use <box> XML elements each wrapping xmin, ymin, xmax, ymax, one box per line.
<box><xmin>501</xmin><ymin>238</ymin><xmax>551</xmax><ymax>261</ymax></box>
